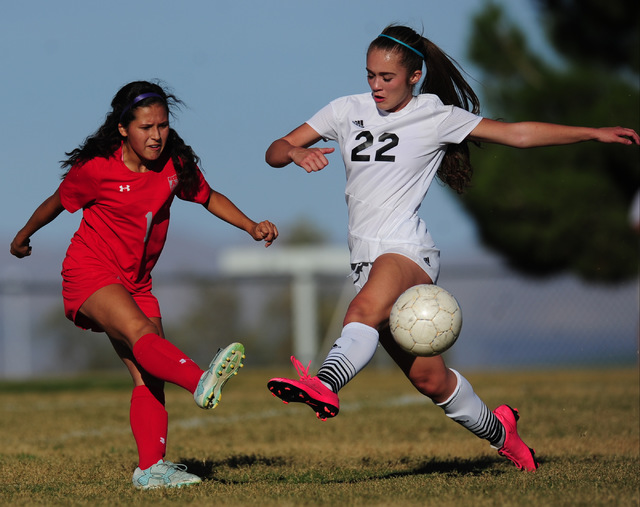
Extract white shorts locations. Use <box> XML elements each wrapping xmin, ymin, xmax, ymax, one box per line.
<box><xmin>348</xmin><ymin>245</ymin><xmax>440</xmax><ymax>293</ymax></box>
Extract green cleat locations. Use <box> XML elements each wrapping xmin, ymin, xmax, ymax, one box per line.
<box><xmin>194</xmin><ymin>342</ymin><xmax>245</xmax><ymax>409</ymax></box>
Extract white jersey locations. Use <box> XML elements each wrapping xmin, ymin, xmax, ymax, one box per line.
<box><xmin>307</xmin><ymin>92</ymin><xmax>482</xmax><ymax>267</ymax></box>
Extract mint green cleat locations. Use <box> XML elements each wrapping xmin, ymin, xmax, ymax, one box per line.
<box><xmin>132</xmin><ymin>460</ymin><xmax>201</xmax><ymax>489</ymax></box>
<box><xmin>194</xmin><ymin>342</ymin><xmax>245</xmax><ymax>409</ymax></box>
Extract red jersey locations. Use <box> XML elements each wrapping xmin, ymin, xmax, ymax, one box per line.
<box><xmin>59</xmin><ymin>146</ymin><xmax>211</xmax><ymax>293</ymax></box>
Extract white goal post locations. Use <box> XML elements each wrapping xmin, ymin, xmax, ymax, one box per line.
<box><xmin>219</xmin><ymin>246</ymin><xmax>350</xmax><ymax>363</ymax></box>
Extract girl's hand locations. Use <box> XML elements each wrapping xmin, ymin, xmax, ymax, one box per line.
<box><xmin>594</xmin><ymin>126</ymin><xmax>639</xmax><ymax>145</ymax></box>
<box><xmin>252</xmin><ymin>220</ymin><xmax>279</xmax><ymax>247</ymax></box>
<box><xmin>10</xmin><ymin>235</ymin><xmax>32</xmax><ymax>258</ymax></box>
<box><xmin>290</xmin><ymin>146</ymin><xmax>335</xmax><ymax>173</ymax></box>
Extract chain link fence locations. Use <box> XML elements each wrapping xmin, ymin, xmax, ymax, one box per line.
<box><xmin>1</xmin><ymin>264</ymin><xmax>637</xmax><ymax>378</ymax></box>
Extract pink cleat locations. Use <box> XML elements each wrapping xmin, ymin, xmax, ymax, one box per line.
<box><xmin>493</xmin><ymin>405</ymin><xmax>539</xmax><ymax>471</ymax></box>
<box><xmin>267</xmin><ymin>356</ymin><xmax>340</xmax><ymax>421</ymax></box>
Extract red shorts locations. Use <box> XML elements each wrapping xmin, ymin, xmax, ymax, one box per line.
<box><xmin>62</xmin><ymin>257</ymin><xmax>161</xmax><ymax>333</ymax></box>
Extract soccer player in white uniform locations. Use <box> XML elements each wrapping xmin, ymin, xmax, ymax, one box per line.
<box><xmin>265</xmin><ymin>25</ymin><xmax>638</xmax><ymax>472</ymax></box>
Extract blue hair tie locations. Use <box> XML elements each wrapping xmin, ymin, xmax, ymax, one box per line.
<box><xmin>119</xmin><ymin>92</ymin><xmax>164</xmax><ymax>121</ymax></box>
<box><xmin>378</xmin><ymin>34</ymin><xmax>424</xmax><ymax>59</ymax></box>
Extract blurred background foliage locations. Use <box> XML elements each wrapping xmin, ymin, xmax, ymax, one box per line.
<box><xmin>460</xmin><ymin>0</ymin><xmax>639</xmax><ymax>282</ymax></box>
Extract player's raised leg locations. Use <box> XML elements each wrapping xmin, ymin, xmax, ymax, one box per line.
<box><xmin>80</xmin><ymin>284</ymin><xmax>245</xmax><ymax>409</ymax></box>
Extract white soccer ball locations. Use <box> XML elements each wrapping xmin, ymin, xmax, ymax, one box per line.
<box><xmin>389</xmin><ymin>284</ymin><xmax>462</xmax><ymax>357</ymax></box>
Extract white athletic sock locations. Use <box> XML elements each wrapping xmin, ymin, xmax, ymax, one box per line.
<box><xmin>437</xmin><ymin>369</ymin><xmax>505</xmax><ymax>448</ymax></box>
<box><xmin>316</xmin><ymin>322</ymin><xmax>379</xmax><ymax>393</ymax></box>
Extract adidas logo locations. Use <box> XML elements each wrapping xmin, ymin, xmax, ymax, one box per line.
<box><xmin>352</xmin><ymin>120</ymin><xmax>364</xmax><ymax>128</ymax></box>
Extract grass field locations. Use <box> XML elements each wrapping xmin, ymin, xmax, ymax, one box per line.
<box><xmin>1</xmin><ymin>367</ymin><xmax>638</xmax><ymax>506</ymax></box>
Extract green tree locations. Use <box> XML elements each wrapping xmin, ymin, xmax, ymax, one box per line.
<box><xmin>163</xmin><ymin>278</ymin><xmax>244</xmax><ymax>361</ymax></box>
<box><xmin>37</xmin><ymin>308</ymin><xmax>120</xmax><ymax>372</ymax></box>
<box><xmin>460</xmin><ymin>2</ymin><xmax>639</xmax><ymax>281</ymax></box>
<box><xmin>281</xmin><ymin>216</ymin><xmax>330</xmax><ymax>245</ymax></box>
<box><xmin>536</xmin><ymin>0</ymin><xmax>639</xmax><ymax>74</ymax></box>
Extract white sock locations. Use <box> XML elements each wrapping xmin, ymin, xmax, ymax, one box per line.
<box><xmin>316</xmin><ymin>322</ymin><xmax>379</xmax><ymax>393</ymax></box>
<box><xmin>437</xmin><ymin>369</ymin><xmax>505</xmax><ymax>448</ymax></box>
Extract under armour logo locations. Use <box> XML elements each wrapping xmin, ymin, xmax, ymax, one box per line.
<box><xmin>424</xmin><ymin>257</ymin><xmax>431</xmax><ymax>267</ymax></box>
<box><xmin>119</xmin><ymin>185</ymin><xmax>131</xmax><ymax>192</ymax></box>
<box><xmin>179</xmin><ymin>359</ymin><xmax>187</xmax><ymax>364</ymax></box>
<box><xmin>352</xmin><ymin>120</ymin><xmax>364</xmax><ymax>128</ymax></box>
<box><xmin>160</xmin><ymin>437</ymin><xmax>166</xmax><ymax>444</ymax></box>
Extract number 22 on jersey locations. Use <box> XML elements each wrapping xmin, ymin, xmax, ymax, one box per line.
<box><xmin>351</xmin><ymin>131</ymin><xmax>399</xmax><ymax>162</ymax></box>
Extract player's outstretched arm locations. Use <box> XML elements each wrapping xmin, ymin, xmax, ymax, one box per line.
<box><xmin>203</xmin><ymin>190</ymin><xmax>278</xmax><ymax>247</ymax></box>
<box><xmin>468</xmin><ymin>119</ymin><xmax>640</xmax><ymax>148</ymax></box>
<box><xmin>10</xmin><ymin>189</ymin><xmax>65</xmax><ymax>258</ymax></box>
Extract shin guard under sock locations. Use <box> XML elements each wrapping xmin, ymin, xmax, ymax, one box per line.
<box><xmin>132</xmin><ymin>333</ymin><xmax>203</xmax><ymax>393</ymax></box>
<box><xmin>437</xmin><ymin>369</ymin><xmax>505</xmax><ymax>447</ymax></box>
<box><xmin>130</xmin><ymin>385</ymin><xmax>168</xmax><ymax>470</ymax></box>
<box><xmin>317</xmin><ymin>322</ymin><xmax>379</xmax><ymax>393</ymax></box>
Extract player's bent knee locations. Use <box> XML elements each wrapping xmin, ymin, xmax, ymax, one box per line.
<box><xmin>108</xmin><ymin>319</ymin><xmax>159</xmax><ymax>349</ymax></box>
<box><xmin>344</xmin><ymin>298</ymin><xmax>392</xmax><ymax>328</ymax></box>
<box><xmin>408</xmin><ymin>368</ymin><xmax>451</xmax><ymax>400</ymax></box>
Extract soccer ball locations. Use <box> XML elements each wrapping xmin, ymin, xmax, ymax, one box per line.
<box><xmin>389</xmin><ymin>284</ymin><xmax>462</xmax><ymax>357</ymax></box>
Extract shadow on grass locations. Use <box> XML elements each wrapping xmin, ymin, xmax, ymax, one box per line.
<box><xmin>179</xmin><ymin>454</ymin><xmax>524</xmax><ymax>484</ymax></box>
<box><xmin>181</xmin><ymin>454</ymin><xmax>292</xmax><ymax>480</ymax></box>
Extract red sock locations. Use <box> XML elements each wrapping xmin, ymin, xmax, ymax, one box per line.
<box><xmin>130</xmin><ymin>385</ymin><xmax>168</xmax><ymax>470</ymax></box>
<box><xmin>132</xmin><ymin>333</ymin><xmax>203</xmax><ymax>393</ymax></box>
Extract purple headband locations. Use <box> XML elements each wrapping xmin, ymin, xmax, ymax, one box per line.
<box><xmin>119</xmin><ymin>92</ymin><xmax>164</xmax><ymax>121</ymax></box>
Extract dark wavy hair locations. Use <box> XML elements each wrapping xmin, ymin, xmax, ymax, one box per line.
<box><xmin>369</xmin><ymin>25</ymin><xmax>480</xmax><ymax>194</ymax></box>
<box><xmin>61</xmin><ymin>80</ymin><xmax>201</xmax><ymax>195</ymax></box>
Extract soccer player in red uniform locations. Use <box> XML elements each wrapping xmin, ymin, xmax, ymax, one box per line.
<box><xmin>10</xmin><ymin>80</ymin><xmax>278</xmax><ymax>489</ymax></box>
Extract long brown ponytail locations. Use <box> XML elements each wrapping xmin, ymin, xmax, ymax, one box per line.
<box><xmin>370</xmin><ymin>25</ymin><xmax>480</xmax><ymax>193</ymax></box>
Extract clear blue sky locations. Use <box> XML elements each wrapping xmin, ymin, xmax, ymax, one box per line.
<box><xmin>1</xmin><ymin>0</ymin><xmax>549</xmax><ymax>264</ymax></box>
